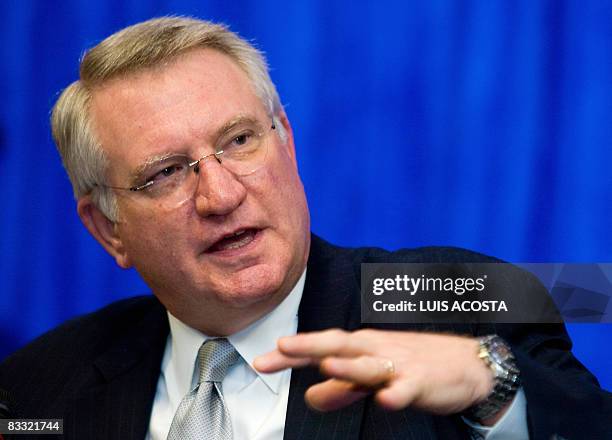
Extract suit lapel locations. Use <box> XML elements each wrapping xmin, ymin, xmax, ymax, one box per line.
<box><xmin>284</xmin><ymin>235</ymin><xmax>365</xmax><ymax>440</ymax></box>
<box><xmin>64</xmin><ymin>298</ymin><xmax>169</xmax><ymax>440</ymax></box>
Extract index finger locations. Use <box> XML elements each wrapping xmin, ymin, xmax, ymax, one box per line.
<box><xmin>277</xmin><ymin>329</ymin><xmax>373</xmax><ymax>359</ymax></box>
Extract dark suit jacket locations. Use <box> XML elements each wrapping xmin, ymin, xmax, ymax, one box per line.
<box><xmin>1</xmin><ymin>235</ymin><xmax>610</xmax><ymax>439</ymax></box>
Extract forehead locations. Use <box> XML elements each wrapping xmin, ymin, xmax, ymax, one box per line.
<box><xmin>89</xmin><ymin>49</ymin><xmax>265</xmax><ymax>173</ymax></box>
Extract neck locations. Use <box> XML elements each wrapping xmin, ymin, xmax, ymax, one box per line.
<box><xmin>162</xmin><ymin>267</ymin><xmax>307</xmax><ymax>336</ymax></box>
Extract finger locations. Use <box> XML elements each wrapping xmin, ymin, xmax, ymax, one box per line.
<box><xmin>253</xmin><ymin>350</ymin><xmax>312</xmax><ymax>373</ymax></box>
<box><xmin>374</xmin><ymin>378</ymin><xmax>419</xmax><ymax>411</ymax></box>
<box><xmin>305</xmin><ymin>378</ymin><xmax>370</xmax><ymax>412</ymax></box>
<box><xmin>278</xmin><ymin>329</ymin><xmax>370</xmax><ymax>359</ymax></box>
<box><xmin>320</xmin><ymin>356</ymin><xmax>395</xmax><ymax>387</ymax></box>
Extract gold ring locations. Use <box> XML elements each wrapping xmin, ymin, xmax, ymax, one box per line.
<box><xmin>381</xmin><ymin>358</ymin><xmax>395</xmax><ymax>379</ymax></box>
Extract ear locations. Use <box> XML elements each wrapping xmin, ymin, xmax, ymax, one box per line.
<box><xmin>77</xmin><ymin>195</ymin><xmax>132</xmax><ymax>269</ymax></box>
<box><xmin>277</xmin><ymin>112</ymin><xmax>298</xmax><ymax>167</ymax></box>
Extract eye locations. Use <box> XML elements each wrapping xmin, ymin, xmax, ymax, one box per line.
<box><xmin>159</xmin><ymin>166</ymin><xmax>179</xmax><ymax>177</ymax></box>
<box><xmin>222</xmin><ymin>130</ymin><xmax>258</xmax><ymax>155</ymax></box>
<box><xmin>232</xmin><ymin>133</ymin><xmax>251</xmax><ymax>146</ymax></box>
<box><xmin>147</xmin><ymin>163</ymin><xmax>185</xmax><ymax>183</ymax></box>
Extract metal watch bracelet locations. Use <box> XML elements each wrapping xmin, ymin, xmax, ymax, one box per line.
<box><xmin>464</xmin><ymin>334</ymin><xmax>521</xmax><ymax>422</ymax></box>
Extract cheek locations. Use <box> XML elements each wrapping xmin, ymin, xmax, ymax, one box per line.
<box><xmin>258</xmin><ymin>156</ymin><xmax>308</xmax><ymax>222</ymax></box>
<box><xmin>276</xmin><ymin>173</ymin><xmax>309</xmax><ymax>232</ymax></box>
<box><xmin>119</xmin><ymin>209</ymin><xmax>188</xmax><ymax>262</ymax></box>
<box><xmin>120</xmin><ymin>218</ymin><xmax>196</xmax><ymax>292</ymax></box>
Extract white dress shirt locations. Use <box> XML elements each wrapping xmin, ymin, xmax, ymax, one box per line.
<box><xmin>146</xmin><ymin>268</ymin><xmax>527</xmax><ymax>439</ymax></box>
<box><xmin>146</xmin><ymin>270</ymin><xmax>305</xmax><ymax>440</ymax></box>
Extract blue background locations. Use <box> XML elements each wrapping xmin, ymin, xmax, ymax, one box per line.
<box><xmin>0</xmin><ymin>1</ymin><xmax>610</xmax><ymax>390</ymax></box>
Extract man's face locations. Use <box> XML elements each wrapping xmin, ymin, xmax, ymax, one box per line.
<box><xmin>87</xmin><ymin>49</ymin><xmax>310</xmax><ymax>333</ymax></box>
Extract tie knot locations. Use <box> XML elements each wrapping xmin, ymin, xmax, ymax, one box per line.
<box><xmin>197</xmin><ymin>338</ymin><xmax>240</xmax><ymax>383</ymax></box>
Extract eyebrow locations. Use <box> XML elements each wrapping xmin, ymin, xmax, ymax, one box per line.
<box><xmin>214</xmin><ymin>114</ymin><xmax>261</xmax><ymax>139</ymax></box>
<box><xmin>128</xmin><ymin>114</ymin><xmax>264</xmax><ymax>183</ymax></box>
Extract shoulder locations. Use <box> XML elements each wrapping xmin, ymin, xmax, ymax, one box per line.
<box><xmin>308</xmin><ymin>234</ymin><xmax>554</xmax><ymax>323</ymax></box>
<box><xmin>0</xmin><ymin>295</ymin><xmax>166</xmax><ymax>386</ymax></box>
<box><xmin>310</xmin><ymin>233</ymin><xmax>501</xmax><ymax>266</ymax></box>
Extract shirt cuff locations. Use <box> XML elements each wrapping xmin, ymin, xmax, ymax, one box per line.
<box><xmin>461</xmin><ymin>387</ymin><xmax>529</xmax><ymax>440</ymax></box>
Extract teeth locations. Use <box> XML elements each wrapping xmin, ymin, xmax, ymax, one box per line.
<box><xmin>210</xmin><ymin>229</ymin><xmax>255</xmax><ymax>252</ymax></box>
<box><xmin>221</xmin><ymin>231</ymin><xmax>254</xmax><ymax>250</ymax></box>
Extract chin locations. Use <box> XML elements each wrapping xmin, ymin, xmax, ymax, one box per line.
<box><xmin>214</xmin><ymin>263</ymin><xmax>289</xmax><ymax>308</ymax></box>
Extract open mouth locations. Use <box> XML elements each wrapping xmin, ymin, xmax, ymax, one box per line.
<box><xmin>207</xmin><ymin>229</ymin><xmax>260</xmax><ymax>253</ymax></box>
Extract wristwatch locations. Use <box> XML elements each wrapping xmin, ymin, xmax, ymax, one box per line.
<box><xmin>464</xmin><ymin>334</ymin><xmax>521</xmax><ymax>421</ymax></box>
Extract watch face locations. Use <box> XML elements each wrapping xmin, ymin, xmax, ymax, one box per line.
<box><xmin>488</xmin><ymin>337</ymin><xmax>513</xmax><ymax>363</ymax></box>
<box><xmin>490</xmin><ymin>349</ymin><xmax>507</xmax><ymax>364</ymax></box>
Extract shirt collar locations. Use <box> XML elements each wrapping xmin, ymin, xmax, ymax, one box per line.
<box><xmin>165</xmin><ymin>269</ymin><xmax>306</xmax><ymax>396</ymax></box>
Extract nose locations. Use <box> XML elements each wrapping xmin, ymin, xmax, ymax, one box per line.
<box><xmin>193</xmin><ymin>158</ymin><xmax>247</xmax><ymax>217</ymax></box>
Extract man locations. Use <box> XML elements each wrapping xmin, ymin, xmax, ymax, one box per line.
<box><xmin>0</xmin><ymin>17</ymin><xmax>609</xmax><ymax>440</ymax></box>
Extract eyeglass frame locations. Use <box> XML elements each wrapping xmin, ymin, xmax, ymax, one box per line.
<box><xmin>93</xmin><ymin>121</ymin><xmax>277</xmax><ymax>195</ymax></box>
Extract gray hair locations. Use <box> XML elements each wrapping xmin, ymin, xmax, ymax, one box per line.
<box><xmin>51</xmin><ymin>16</ymin><xmax>285</xmax><ymax>221</ymax></box>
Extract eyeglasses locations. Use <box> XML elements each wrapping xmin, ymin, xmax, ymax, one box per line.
<box><xmin>98</xmin><ymin>120</ymin><xmax>276</xmax><ymax>209</ymax></box>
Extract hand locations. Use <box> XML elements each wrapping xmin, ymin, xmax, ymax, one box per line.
<box><xmin>254</xmin><ymin>329</ymin><xmax>496</xmax><ymax>417</ymax></box>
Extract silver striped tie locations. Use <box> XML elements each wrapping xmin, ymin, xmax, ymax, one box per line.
<box><xmin>167</xmin><ymin>338</ymin><xmax>240</xmax><ymax>440</ymax></box>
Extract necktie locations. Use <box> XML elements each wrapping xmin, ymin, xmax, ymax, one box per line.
<box><xmin>167</xmin><ymin>338</ymin><xmax>240</xmax><ymax>440</ymax></box>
